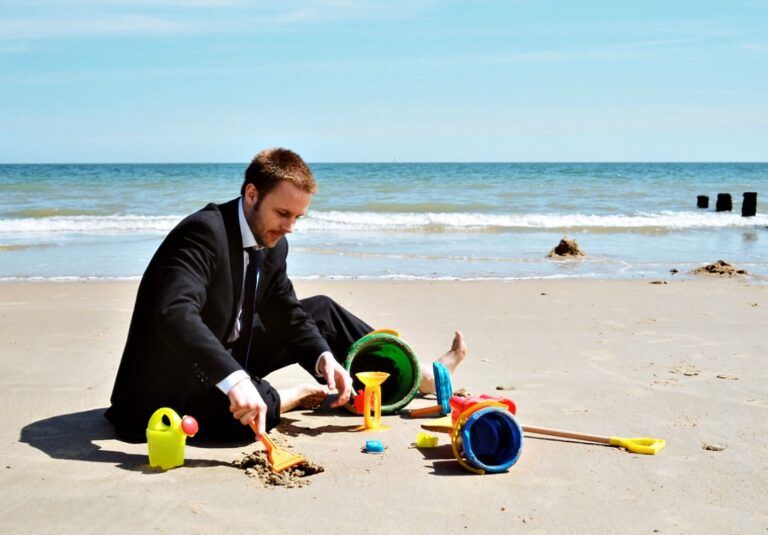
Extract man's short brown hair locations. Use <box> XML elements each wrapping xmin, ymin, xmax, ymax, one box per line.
<box><xmin>241</xmin><ymin>148</ymin><xmax>317</xmax><ymax>197</ymax></box>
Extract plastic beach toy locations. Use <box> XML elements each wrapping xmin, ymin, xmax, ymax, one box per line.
<box><xmin>248</xmin><ymin>422</ymin><xmax>306</xmax><ymax>472</ymax></box>
<box><xmin>409</xmin><ymin>362</ymin><xmax>452</xmax><ymax>418</ymax></box>
<box><xmin>345</xmin><ymin>331</ymin><xmax>422</xmax><ymax>414</ymax></box>
<box><xmin>356</xmin><ymin>371</ymin><xmax>390</xmax><ymax>432</ymax></box>
<box><xmin>146</xmin><ymin>408</ymin><xmax>198</xmax><ymax>470</ymax></box>
<box><xmin>522</xmin><ymin>425</ymin><xmax>666</xmax><ymax>455</ymax></box>
<box><xmin>415</xmin><ymin>431</ymin><xmax>439</xmax><ymax>448</ymax></box>
<box><xmin>449</xmin><ymin>396</ymin><xmax>523</xmax><ymax>475</ymax></box>
<box><xmin>363</xmin><ymin>440</ymin><xmax>385</xmax><ymax>454</ymax></box>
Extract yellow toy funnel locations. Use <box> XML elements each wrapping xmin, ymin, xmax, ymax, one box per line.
<box><xmin>356</xmin><ymin>371</ymin><xmax>390</xmax><ymax>432</ymax></box>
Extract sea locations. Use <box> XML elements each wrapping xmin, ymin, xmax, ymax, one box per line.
<box><xmin>0</xmin><ymin>163</ymin><xmax>766</xmax><ymax>281</ymax></box>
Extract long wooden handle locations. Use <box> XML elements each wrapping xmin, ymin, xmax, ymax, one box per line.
<box><xmin>522</xmin><ymin>425</ymin><xmax>611</xmax><ymax>445</ymax></box>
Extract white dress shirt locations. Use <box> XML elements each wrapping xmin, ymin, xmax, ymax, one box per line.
<box><xmin>216</xmin><ymin>198</ymin><xmax>329</xmax><ymax>395</ymax></box>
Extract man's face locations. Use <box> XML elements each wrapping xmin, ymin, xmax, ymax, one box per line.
<box><xmin>242</xmin><ymin>180</ymin><xmax>312</xmax><ymax>248</ymax></box>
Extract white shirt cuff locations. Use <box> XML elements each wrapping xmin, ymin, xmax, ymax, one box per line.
<box><xmin>315</xmin><ymin>351</ymin><xmax>334</xmax><ymax>377</ymax></box>
<box><xmin>216</xmin><ymin>370</ymin><xmax>251</xmax><ymax>394</ymax></box>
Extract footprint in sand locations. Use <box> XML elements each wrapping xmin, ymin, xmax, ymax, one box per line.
<box><xmin>669</xmin><ymin>360</ymin><xmax>700</xmax><ymax>377</ymax></box>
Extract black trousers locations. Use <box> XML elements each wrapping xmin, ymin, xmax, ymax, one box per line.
<box><xmin>187</xmin><ymin>295</ymin><xmax>372</xmax><ymax>442</ymax></box>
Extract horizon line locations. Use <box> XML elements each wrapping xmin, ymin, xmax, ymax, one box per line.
<box><xmin>1</xmin><ymin>160</ymin><xmax>767</xmax><ymax>165</ymax></box>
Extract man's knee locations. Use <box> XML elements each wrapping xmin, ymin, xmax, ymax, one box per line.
<box><xmin>301</xmin><ymin>294</ymin><xmax>337</xmax><ymax>315</ymax></box>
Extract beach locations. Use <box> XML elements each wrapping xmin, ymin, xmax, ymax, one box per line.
<box><xmin>4</xmin><ymin>0</ymin><xmax>767</xmax><ymax>531</ymax></box>
<box><xmin>2</xmin><ymin>278</ymin><xmax>766</xmax><ymax>533</ymax></box>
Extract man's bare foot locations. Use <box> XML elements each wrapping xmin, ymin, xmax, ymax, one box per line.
<box><xmin>419</xmin><ymin>330</ymin><xmax>467</xmax><ymax>394</ymax></box>
<box><xmin>279</xmin><ymin>383</ymin><xmax>330</xmax><ymax>413</ymax></box>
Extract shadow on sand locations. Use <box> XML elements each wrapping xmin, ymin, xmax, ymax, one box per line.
<box><xmin>19</xmin><ymin>408</ymin><xmax>232</xmax><ymax>473</ymax></box>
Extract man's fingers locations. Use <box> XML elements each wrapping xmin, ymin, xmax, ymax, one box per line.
<box><xmin>337</xmin><ymin>383</ymin><xmax>352</xmax><ymax>405</ymax></box>
<box><xmin>330</xmin><ymin>370</ymin><xmax>353</xmax><ymax>407</ymax></box>
<box><xmin>233</xmin><ymin>407</ymin><xmax>252</xmax><ymax>421</ymax></box>
<box><xmin>238</xmin><ymin>410</ymin><xmax>255</xmax><ymax>425</ymax></box>
<box><xmin>332</xmin><ymin>388</ymin><xmax>351</xmax><ymax>407</ymax></box>
<box><xmin>228</xmin><ymin>379</ymin><xmax>268</xmax><ymax>436</ymax></box>
<box><xmin>252</xmin><ymin>408</ymin><xmax>266</xmax><ymax>439</ymax></box>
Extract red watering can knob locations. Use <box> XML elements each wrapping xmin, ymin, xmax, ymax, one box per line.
<box><xmin>181</xmin><ymin>415</ymin><xmax>199</xmax><ymax>437</ymax></box>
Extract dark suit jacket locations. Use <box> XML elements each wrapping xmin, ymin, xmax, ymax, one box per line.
<box><xmin>105</xmin><ymin>198</ymin><xmax>330</xmax><ymax>435</ymax></box>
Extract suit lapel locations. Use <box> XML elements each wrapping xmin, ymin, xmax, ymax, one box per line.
<box><xmin>219</xmin><ymin>198</ymin><xmax>244</xmax><ymax>333</ymax></box>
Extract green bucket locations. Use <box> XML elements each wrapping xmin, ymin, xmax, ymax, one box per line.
<box><xmin>344</xmin><ymin>332</ymin><xmax>422</xmax><ymax>414</ymax></box>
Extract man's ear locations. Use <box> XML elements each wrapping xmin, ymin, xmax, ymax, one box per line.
<box><xmin>244</xmin><ymin>183</ymin><xmax>259</xmax><ymax>205</ymax></box>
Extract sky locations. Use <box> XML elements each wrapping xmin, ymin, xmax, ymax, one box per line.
<box><xmin>1</xmin><ymin>1</ymin><xmax>767</xmax><ymax>163</ymax></box>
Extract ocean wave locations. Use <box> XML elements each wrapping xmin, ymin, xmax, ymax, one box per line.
<box><xmin>0</xmin><ymin>275</ymin><xmax>142</xmax><ymax>282</ymax></box>
<box><xmin>0</xmin><ymin>215</ymin><xmax>181</xmax><ymax>233</ymax></box>
<box><xmin>355</xmin><ymin>201</ymin><xmax>495</xmax><ymax>213</ymax></box>
<box><xmin>0</xmin><ymin>211</ymin><xmax>766</xmax><ymax>234</ymax></box>
<box><xmin>299</xmin><ymin>211</ymin><xmax>768</xmax><ymax>232</ymax></box>
<box><xmin>2</xmin><ymin>208</ymin><xmax>117</xmax><ymax>218</ymax></box>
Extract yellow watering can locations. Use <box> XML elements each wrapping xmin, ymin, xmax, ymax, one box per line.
<box><xmin>146</xmin><ymin>407</ymin><xmax>198</xmax><ymax>470</ymax></box>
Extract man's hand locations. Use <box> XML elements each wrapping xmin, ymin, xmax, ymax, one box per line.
<box><xmin>227</xmin><ymin>378</ymin><xmax>267</xmax><ymax>438</ymax></box>
<box><xmin>317</xmin><ymin>353</ymin><xmax>353</xmax><ymax>407</ymax></box>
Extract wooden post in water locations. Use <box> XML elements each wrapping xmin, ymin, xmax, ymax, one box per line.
<box><xmin>742</xmin><ymin>192</ymin><xmax>757</xmax><ymax>217</ymax></box>
<box><xmin>696</xmin><ymin>195</ymin><xmax>709</xmax><ymax>209</ymax></box>
<box><xmin>716</xmin><ymin>193</ymin><xmax>732</xmax><ymax>212</ymax></box>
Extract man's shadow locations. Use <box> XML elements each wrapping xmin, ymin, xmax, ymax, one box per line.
<box><xmin>19</xmin><ymin>408</ymin><xmax>230</xmax><ymax>473</ymax></box>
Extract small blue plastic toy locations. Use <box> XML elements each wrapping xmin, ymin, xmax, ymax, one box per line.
<box><xmin>363</xmin><ymin>440</ymin><xmax>385</xmax><ymax>454</ymax></box>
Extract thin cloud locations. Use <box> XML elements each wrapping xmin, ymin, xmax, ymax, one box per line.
<box><xmin>0</xmin><ymin>15</ymin><xmax>183</xmax><ymax>39</ymax></box>
<box><xmin>0</xmin><ymin>0</ymin><xmax>246</xmax><ymax>6</ymax></box>
<box><xmin>0</xmin><ymin>0</ymin><xmax>437</xmax><ymax>40</ymax></box>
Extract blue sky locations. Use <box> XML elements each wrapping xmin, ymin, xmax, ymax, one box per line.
<box><xmin>1</xmin><ymin>1</ymin><xmax>766</xmax><ymax>162</ymax></box>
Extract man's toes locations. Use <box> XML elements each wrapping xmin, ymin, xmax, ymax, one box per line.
<box><xmin>451</xmin><ymin>330</ymin><xmax>466</xmax><ymax>352</ymax></box>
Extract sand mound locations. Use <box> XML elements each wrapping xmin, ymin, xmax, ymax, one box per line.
<box><xmin>233</xmin><ymin>450</ymin><xmax>324</xmax><ymax>488</ymax></box>
<box><xmin>690</xmin><ymin>260</ymin><xmax>747</xmax><ymax>277</ymax></box>
<box><xmin>547</xmin><ymin>237</ymin><xmax>585</xmax><ymax>258</ymax></box>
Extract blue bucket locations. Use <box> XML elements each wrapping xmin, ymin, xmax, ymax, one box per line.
<box><xmin>460</xmin><ymin>407</ymin><xmax>523</xmax><ymax>473</ymax></box>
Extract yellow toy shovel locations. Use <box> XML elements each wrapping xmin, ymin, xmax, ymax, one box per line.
<box><xmin>422</xmin><ymin>417</ymin><xmax>665</xmax><ymax>455</ymax></box>
<box><xmin>522</xmin><ymin>425</ymin><xmax>665</xmax><ymax>455</ymax></box>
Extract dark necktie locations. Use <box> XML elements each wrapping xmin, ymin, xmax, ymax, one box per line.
<box><xmin>239</xmin><ymin>247</ymin><xmax>262</xmax><ymax>370</ymax></box>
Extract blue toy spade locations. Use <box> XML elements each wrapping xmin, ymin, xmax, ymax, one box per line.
<box><xmin>408</xmin><ymin>362</ymin><xmax>452</xmax><ymax>417</ymax></box>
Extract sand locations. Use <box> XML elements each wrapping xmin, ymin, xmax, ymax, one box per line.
<box><xmin>1</xmin><ymin>279</ymin><xmax>767</xmax><ymax>533</ymax></box>
<box><xmin>233</xmin><ymin>442</ymin><xmax>325</xmax><ymax>488</ymax></box>
<box><xmin>690</xmin><ymin>260</ymin><xmax>749</xmax><ymax>277</ymax></box>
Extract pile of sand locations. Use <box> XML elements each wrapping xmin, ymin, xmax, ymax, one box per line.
<box><xmin>690</xmin><ymin>260</ymin><xmax>747</xmax><ymax>277</ymax></box>
<box><xmin>547</xmin><ymin>237</ymin><xmax>585</xmax><ymax>258</ymax></box>
<box><xmin>233</xmin><ymin>450</ymin><xmax>324</xmax><ymax>488</ymax></box>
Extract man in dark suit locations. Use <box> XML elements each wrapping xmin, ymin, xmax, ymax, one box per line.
<box><xmin>105</xmin><ymin>148</ymin><xmax>466</xmax><ymax>442</ymax></box>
